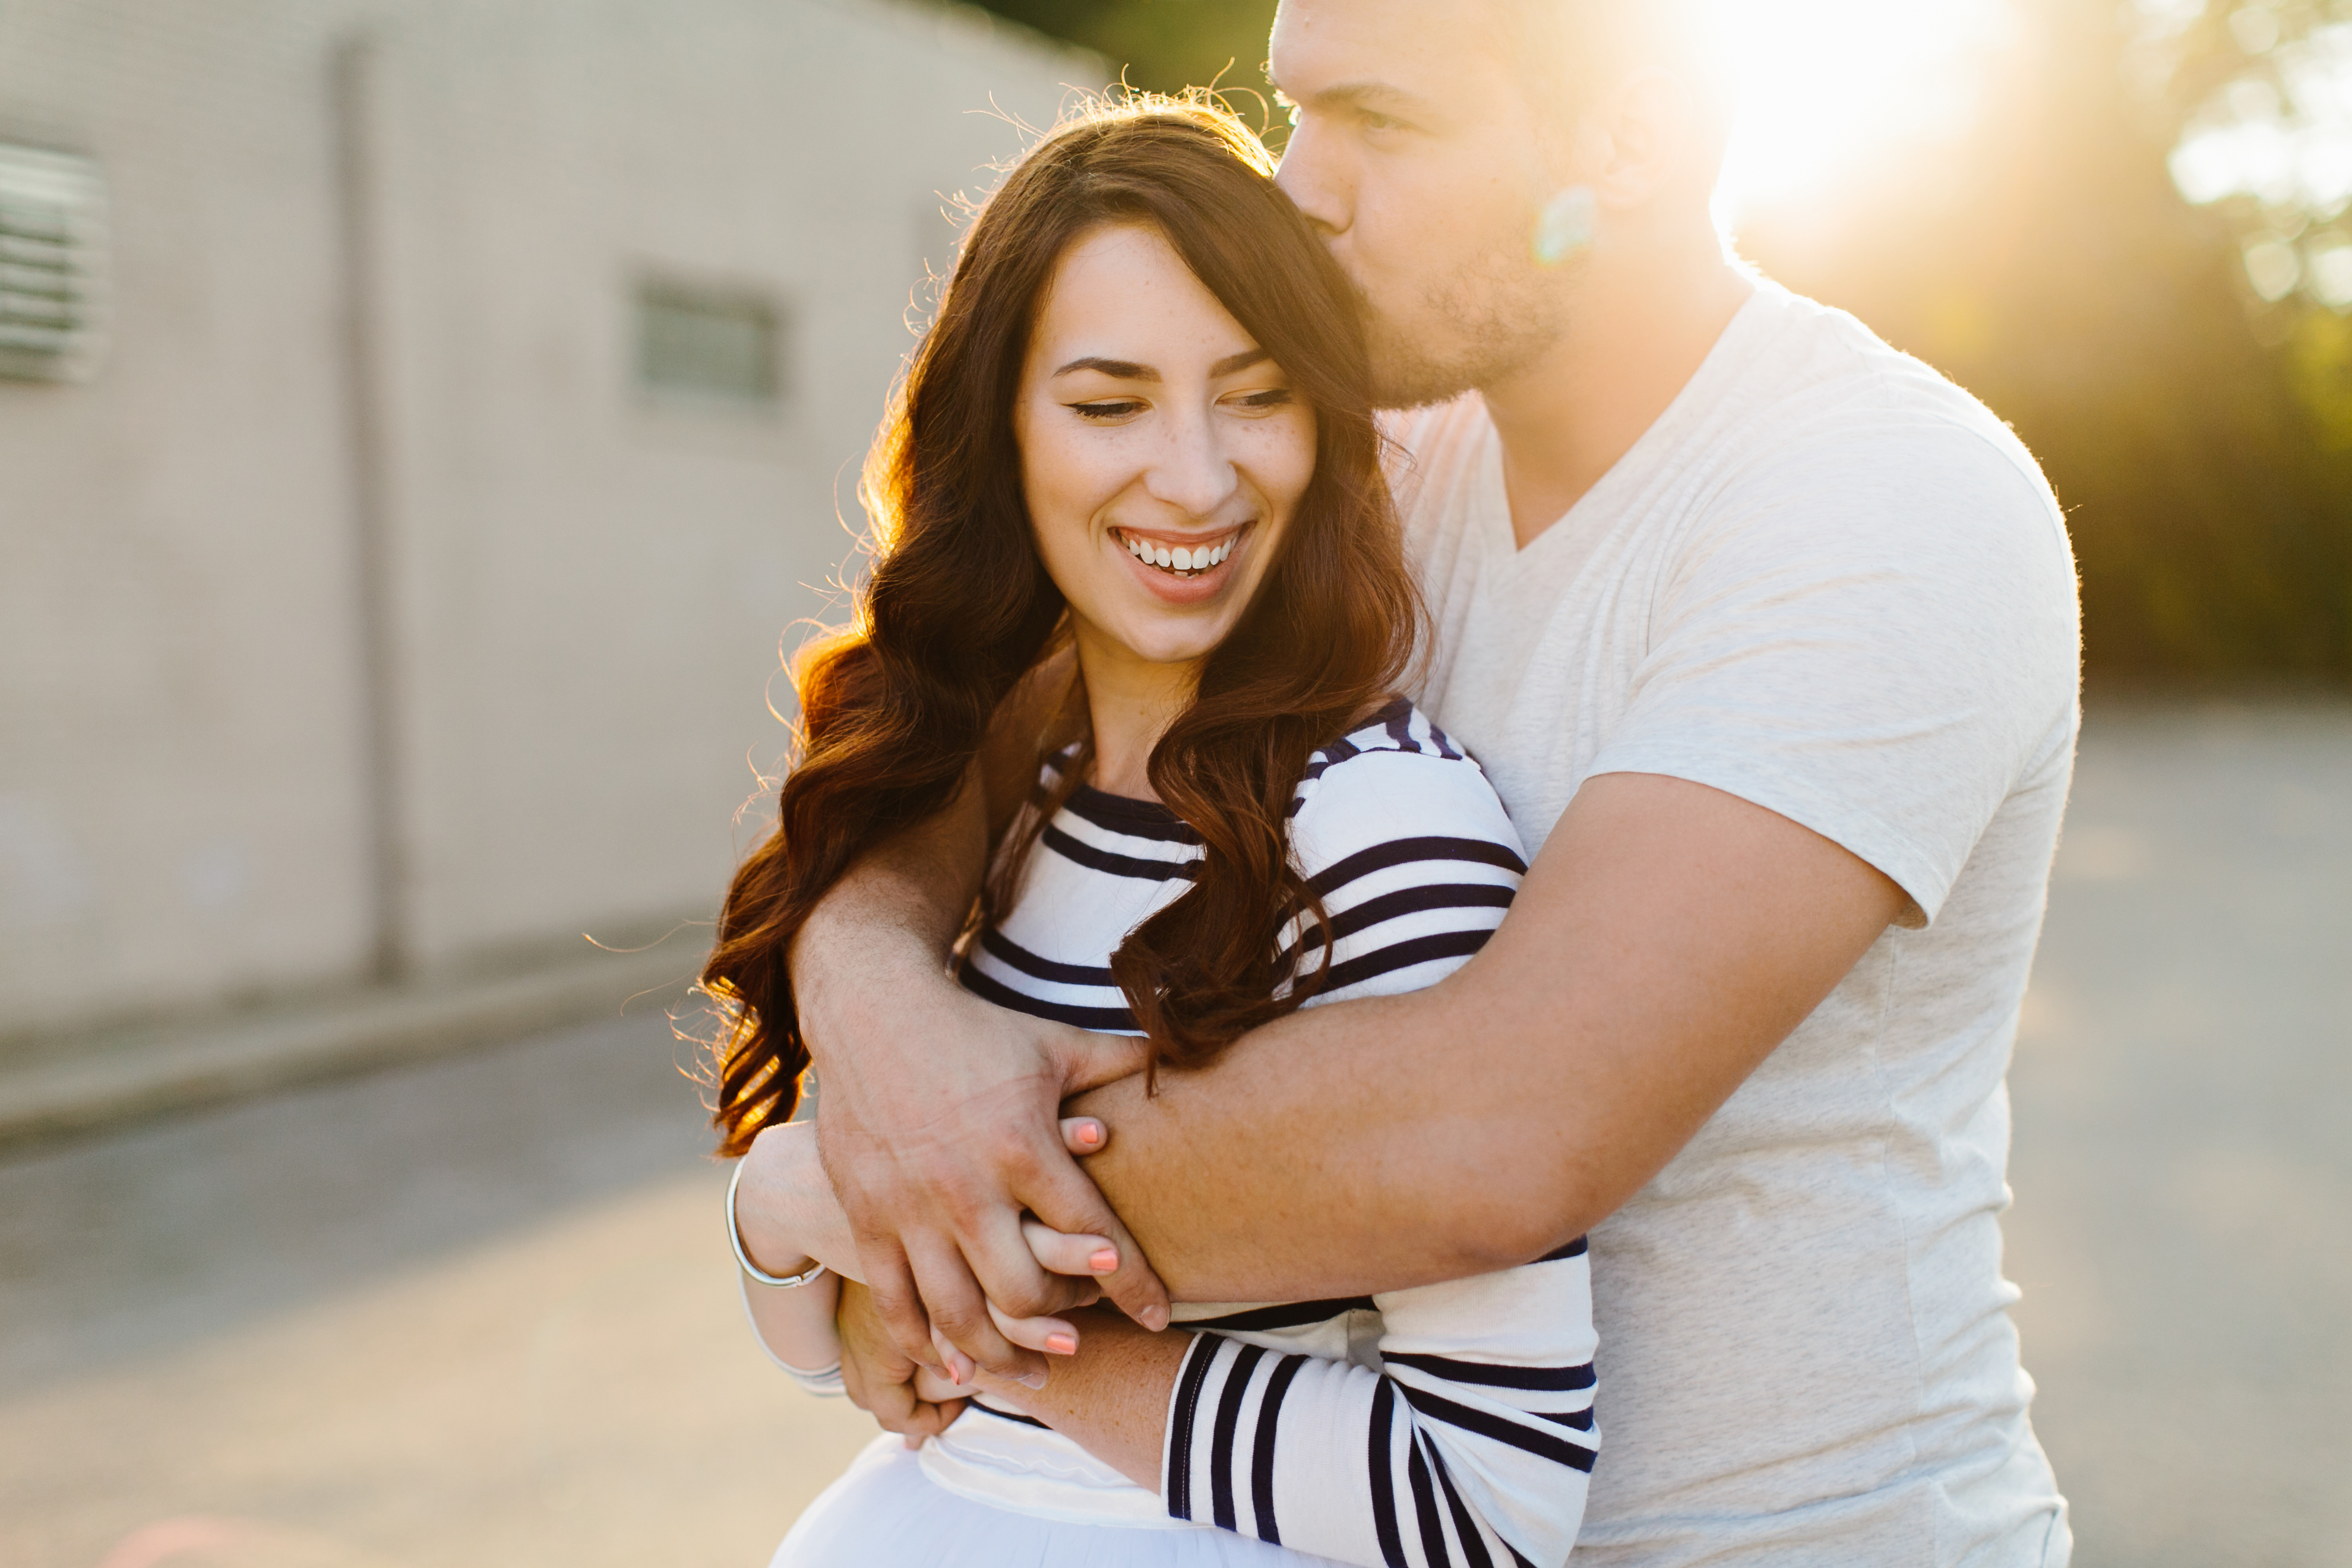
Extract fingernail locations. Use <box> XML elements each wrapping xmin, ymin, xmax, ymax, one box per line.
<box><xmin>1019</xmin><ymin>1370</ymin><xmax>1049</xmax><ymax>1390</ymax></box>
<box><xmin>1045</xmin><ymin>1332</ymin><xmax>1078</xmax><ymax>1355</ymax></box>
<box><xmin>1088</xmin><ymin>1247</ymin><xmax>1120</xmax><ymax>1273</ymax></box>
<box><xmin>1077</xmin><ymin>1121</ymin><xmax>1102</xmax><ymax>1146</ymax></box>
<box><xmin>1142</xmin><ymin>1304</ymin><xmax>1169</xmax><ymax>1331</ymax></box>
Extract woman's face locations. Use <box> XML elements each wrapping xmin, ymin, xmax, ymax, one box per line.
<box><xmin>1014</xmin><ymin>223</ymin><xmax>1317</xmax><ymax>672</ymax></box>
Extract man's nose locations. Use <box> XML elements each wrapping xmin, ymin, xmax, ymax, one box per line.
<box><xmin>1275</xmin><ymin>119</ymin><xmax>1348</xmax><ymax>238</ymax></box>
<box><xmin>1145</xmin><ymin>409</ymin><xmax>1240</xmax><ymax>519</ymax></box>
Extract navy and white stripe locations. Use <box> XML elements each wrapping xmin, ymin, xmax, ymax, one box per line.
<box><xmin>956</xmin><ymin>700</ymin><xmax>1597</xmax><ymax>1568</ymax></box>
<box><xmin>958</xmin><ymin>699</ymin><xmax>1527</xmax><ymax>1034</ymax></box>
<box><xmin>1163</xmin><ymin>1235</ymin><xmax>1597</xmax><ymax>1568</ymax></box>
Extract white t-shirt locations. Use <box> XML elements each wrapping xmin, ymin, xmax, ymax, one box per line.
<box><xmin>1390</xmin><ymin>278</ymin><xmax>2079</xmax><ymax>1568</ymax></box>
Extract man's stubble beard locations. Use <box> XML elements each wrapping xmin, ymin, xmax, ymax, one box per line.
<box><xmin>1354</xmin><ymin>241</ymin><xmax>1579</xmax><ymax>411</ymax></box>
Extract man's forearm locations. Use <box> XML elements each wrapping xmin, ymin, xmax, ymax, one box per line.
<box><xmin>791</xmin><ymin>645</ymin><xmax>1079</xmax><ymax>1047</ymax></box>
<box><xmin>1071</xmin><ymin>773</ymin><xmax>1908</xmax><ymax>1303</ymax></box>
<box><xmin>1072</xmin><ymin>984</ymin><xmax>1562</xmax><ymax>1301</ymax></box>
<box><xmin>792</xmin><ymin>769</ymin><xmax>985</xmax><ymax>1026</ymax></box>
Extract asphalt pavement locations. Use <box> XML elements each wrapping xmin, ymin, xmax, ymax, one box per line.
<box><xmin>2</xmin><ymin>699</ymin><xmax>2345</xmax><ymax>1568</ymax></box>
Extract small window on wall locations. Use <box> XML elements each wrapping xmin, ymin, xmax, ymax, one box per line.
<box><xmin>634</xmin><ymin>279</ymin><xmax>784</xmax><ymax>410</ymax></box>
<box><xmin>0</xmin><ymin>143</ymin><xmax>108</xmax><ymax>384</ymax></box>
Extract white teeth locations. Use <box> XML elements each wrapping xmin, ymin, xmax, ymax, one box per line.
<box><xmin>1119</xmin><ymin>531</ymin><xmax>1238</xmax><ymax>574</ymax></box>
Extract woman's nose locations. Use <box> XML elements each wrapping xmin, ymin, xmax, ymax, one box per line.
<box><xmin>1144</xmin><ymin>410</ymin><xmax>1239</xmax><ymax>519</ymax></box>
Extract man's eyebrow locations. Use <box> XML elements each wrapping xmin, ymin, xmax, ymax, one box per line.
<box><xmin>1285</xmin><ymin>79</ymin><xmax>1440</xmax><ymax>117</ymax></box>
<box><xmin>1054</xmin><ymin>356</ymin><xmax>1158</xmax><ymax>381</ymax></box>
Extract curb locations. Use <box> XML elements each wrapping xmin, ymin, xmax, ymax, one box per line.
<box><xmin>0</xmin><ymin>945</ymin><xmax>707</xmax><ymax>1156</ymax></box>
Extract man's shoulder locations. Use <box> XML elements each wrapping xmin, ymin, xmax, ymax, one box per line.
<box><xmin>1737</xmin><ymin>282</ymin><xmax>2055</xmax><ymax>511</ymax></box>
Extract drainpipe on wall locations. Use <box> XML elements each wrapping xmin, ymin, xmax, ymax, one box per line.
<box><xmin>331</xmin><ymin>32</ymin><xmax>410</xmax><ymax>985</ymax></box>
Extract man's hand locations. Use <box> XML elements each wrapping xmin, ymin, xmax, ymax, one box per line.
<box><xmin>799</xmin><ymin>906</ymin><xmax>1169</xmax><ymax>1383</ymax></box>
<box><xmin>788</xmin><ymin>650</ymin><xmax>1165</xmax><ymax>1381</ymax></box>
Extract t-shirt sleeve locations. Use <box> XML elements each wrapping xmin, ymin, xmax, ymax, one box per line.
<box><xmin>1283</xmin><ymin>745</ymin><xmax>1528</xmax><ymax>1003</ymax></box>
<box><xmin>1162</xmin><ymin>1243</ymin><xmax>1598</xmax><ymax>1567</ymax></box>
<box><xmin>1586</xmin><ymin>419</ymin><xmax>2079</xmax><ymax>923</ymax></box>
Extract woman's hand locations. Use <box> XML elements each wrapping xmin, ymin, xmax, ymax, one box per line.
<box><xmin>836</xmin><ymin>1279</ymin><xmax>968</xmax><ymax>1446</ymax></box>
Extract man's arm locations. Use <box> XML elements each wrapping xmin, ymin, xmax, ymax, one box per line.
<box><xmin>1069</xmin><ymin>770</ymin><xmax>1908</xmax><ymax>1299</ymax></box>
<box><xmin>736</xmin><ymin>649</ymin><xmax>1171</xmax><ymax>1386</ymax></box>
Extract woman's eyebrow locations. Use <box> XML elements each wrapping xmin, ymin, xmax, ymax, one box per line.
<box><xmin>1052</xmin><ymin>348</ymin><xmax>1270</xmax><ymax>380</ymax></box>
<box><xmin>1054</xmin><ymin>356</ymin><xmax>1156</xmax><ymax>380</ymax></box>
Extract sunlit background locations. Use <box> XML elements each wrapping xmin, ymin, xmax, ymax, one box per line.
<box><xmin>1</xmin><ymin>3</ymin><xmax>2345</xmax><ymax>1567</ymax></box>
<box><xmin>1708</xmin><ymin>0</ymin><xmax>2027</xmax><ymax>222</ymax></box>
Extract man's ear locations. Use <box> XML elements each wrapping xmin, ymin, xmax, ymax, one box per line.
<box><xmin>1588</xmin><ymin>68</ymin><xmax>1705</xmax><ymax>211</ymax></box>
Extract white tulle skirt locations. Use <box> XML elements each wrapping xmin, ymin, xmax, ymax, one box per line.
<box><xmin>773</xmin><ymin>1431</ymin><xmax>1346</xmax><ymax>1567</ymax></box>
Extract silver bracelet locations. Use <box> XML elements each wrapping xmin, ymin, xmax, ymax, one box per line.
<box><xmin>728</xmin><ymin>1158</ymin><xmax>830</xmax><ymax>1288</ymax></box>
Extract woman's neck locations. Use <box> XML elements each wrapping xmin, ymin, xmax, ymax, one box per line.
<box><xmin>1073</xmin><ymin>628</ymin><xmax>1200</xmax><ymax>801</ymax></box>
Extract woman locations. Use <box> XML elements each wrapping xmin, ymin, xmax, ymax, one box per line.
<box><xmin>701</xmin><ymin>100</ymin><xmax>1597</xmax><ymax>1567</ymax></box>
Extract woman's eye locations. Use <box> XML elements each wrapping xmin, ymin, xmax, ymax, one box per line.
<box><xmin>1070</xmin><ymin>400</ymin><xmax>1143</xmax><ymax>421</ymax></box>
<box><xmin>1231</xmin><ymin>388</ymin><xmax>1295</xmax><ymax>412</ymax></box>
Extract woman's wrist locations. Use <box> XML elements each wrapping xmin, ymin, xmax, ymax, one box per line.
<box><xmin>736</xmin><ymin>1123</ymin><xmax>836</xmax><ymax>1279</ymax></box>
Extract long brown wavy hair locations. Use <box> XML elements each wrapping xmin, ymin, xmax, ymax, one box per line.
<box><xmin>703</xmin><ymin>98</ymin><xmax>1421</xmax><ymax>1156</ymax></box>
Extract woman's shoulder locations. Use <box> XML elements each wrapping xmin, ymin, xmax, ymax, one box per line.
<box><xmin>1296</xmin><ymin>698</ymin><xmax>1494</xmax><ymax>799</ymax></box>
<box><xmin>1289</xmin><ymin>700</ymin><xmax>1528</xmax><ymax>886</ymax></box>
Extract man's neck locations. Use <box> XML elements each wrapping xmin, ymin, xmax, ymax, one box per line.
<box><xmin>1481</xmin><ymin>241</ymin><xmax>1753</xmax><ymax>551</ymax></box>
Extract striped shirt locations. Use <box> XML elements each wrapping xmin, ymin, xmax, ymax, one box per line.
<box><xmin>947</xmin><ymin>699</ymin><xmax>1598</xmax><ymax>1568</ymax></box>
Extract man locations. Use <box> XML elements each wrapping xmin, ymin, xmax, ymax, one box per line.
<box><xmin>738</xmin><ymin>1</ymin><xmax>2078</xmax><ymax>1561</ymax></box>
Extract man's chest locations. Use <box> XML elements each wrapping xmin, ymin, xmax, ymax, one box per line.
<box><xmin>1414</xmin><ymin>515</ymin><xmax>1662</xmax><ymax>856</ymax></box>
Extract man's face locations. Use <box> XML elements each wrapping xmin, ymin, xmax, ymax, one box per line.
<box><xmin>1271</xmin><ymin>0</ymin><xmax>1579</xmax><ymax>408</ymax></box>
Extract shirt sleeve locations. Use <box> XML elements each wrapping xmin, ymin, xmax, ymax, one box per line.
<box><xmin>1588</xmin><ymin>419</ymin><xmax>2079</xmax><ymax>924</ymax></box>
<box><xmin>1280</xmin><ymin>742</ymin><xmax>1529</xmax><ymax>1004</ymax></box>
<box><xmin>1163</xmin><ymin>1243</ymin><xmax>1598</xmax><ymax>1568</ymax></box>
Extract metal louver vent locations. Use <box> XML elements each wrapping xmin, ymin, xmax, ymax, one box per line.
<box><xmin>0</xmin><ymin>144</ymin><xmax>108</xmax><ymax>383</ymax></box>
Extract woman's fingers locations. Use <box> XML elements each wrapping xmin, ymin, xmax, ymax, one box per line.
<box><xmin>1059</xmin><ymin>1115</ymin><xmax>1108</xmax><ymax>1155</ymax></box>
<box><xmin>1020</xmin><ymin>1216</ymin><xmax>1122</xmax><ymax>1278</ymax></box>
<box><xmin>986</xmin><ymin>1298</ymin><xmax>1082</xmax><ymax>1357</ymax></box>
<box><xmin>902</xmin><ymin>1230</ymin><xmax>1045</xmax><ymax>1387</ymax></box>
<box><xmin>909</xmin><ymin>1365</ymin><xmax>966</xmax><ymax>1404</ymax></box>
<box><xmin>1012</xmin><ymin>1139</ymin><xmax>1172</xmax><ymax>1332</ymax></box>
<box><xmin>929</xmin><ymin>1326</ymin><xmax>975</xmax><ymax>1388</ymax></box>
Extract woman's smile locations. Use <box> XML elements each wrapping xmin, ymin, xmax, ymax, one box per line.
<box><xmin>1110</xmin><ymin>521</ymin><xmax>1253</xmax><ymax>601</ymax></box>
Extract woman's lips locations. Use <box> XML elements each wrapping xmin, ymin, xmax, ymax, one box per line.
<box><xmin>1111</xmin><ymin>524</ymin><xmax>1248</xmax><ymax>602</ymax></box>
<box><xmin>1114</xmin><ymin>524</ymin><xmax>1244</xmax><ymax>578</ymax></box>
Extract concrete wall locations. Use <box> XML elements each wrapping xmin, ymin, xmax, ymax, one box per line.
<box><xmin>0</xmin><ymin>0</ymin><xmax>1095</xmax><ymax>1039</ymax></box>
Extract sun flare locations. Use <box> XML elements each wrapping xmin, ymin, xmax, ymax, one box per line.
<box><xmin>1701</xmin><ymin>0</ymin><xmax>2022</xmax><ymax>227</ymax></box>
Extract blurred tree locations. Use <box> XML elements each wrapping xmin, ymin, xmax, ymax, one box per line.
<box><xmin>1742</xmin><ymin>0</ymin><xmax>2352</xmax><ymax>681</ymax></box>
